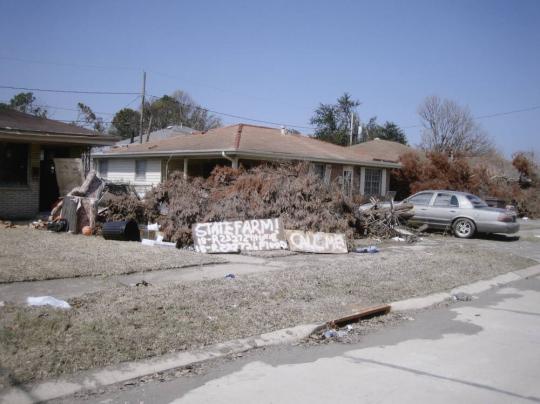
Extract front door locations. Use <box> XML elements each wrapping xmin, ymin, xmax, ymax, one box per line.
<box><xmin>39</xmin><ymin>147</ymin><xmax>70</xmax><ymax>211</ymax></box>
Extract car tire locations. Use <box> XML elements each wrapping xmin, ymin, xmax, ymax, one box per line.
<box><xmin>452</xmin><ymin>218</ymin><xmax>476</xmax><ymax>239</ymax></box>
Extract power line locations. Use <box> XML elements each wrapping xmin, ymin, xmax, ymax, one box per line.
<box><xmin>474</xmin><ymin>105</ymin><xmax>540</xmax><ymax>120</ymax></box>
<box><xmin>0</xmin><ymin>85</ymin><xmax>139</xmax><ymax>95</ymax></box>
<box><xmin>0</xmin><ymin>55</ymin><xmax>307</xmax><ymax>110</ymax></box>
<box><xmin>401</xmin><ymin>104</ymin><xmax>540</xmax><ymax>130</ymax></box>
<box><xmin>146</xmin><ymin>94</ymin><xmax>315</xmax><ymax>130</ymax></box>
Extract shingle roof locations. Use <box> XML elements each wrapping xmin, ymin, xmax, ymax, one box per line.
<box><xmin>101</xmin><ymin>124</ymin><xmax>401</xmax><ymax>167</ymax></box>
<box><xmin>348</xmin><ymin>138</ymin><xmax>415</xmax><ymax>163</ymax></box>
<box><xmin>116</xmin><ymin>125</ymin><xmax>198</xmax><ymax>145</ymax></box>
<box><xmin>0</xmin><ymin>108</ymin><xmax>99</xmax><ymax>136</ymax></box>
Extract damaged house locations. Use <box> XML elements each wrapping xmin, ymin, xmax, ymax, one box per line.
<box><xmin>93</xmin><ymin>124</ymin><xmax>409</xmax><ymax>197</ymax></box>
<box><xmin>0</xmin><ymin>109</ymin><xmax>117</xmax><ymax>219</ymax></box>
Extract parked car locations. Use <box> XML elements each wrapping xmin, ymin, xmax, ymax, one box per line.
<box><xmin>361</xmin><ymin>190</ymin><xmax>519</xmax><ymax>238</ymax></box>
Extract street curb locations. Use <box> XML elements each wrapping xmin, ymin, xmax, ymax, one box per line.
<box><xmin>0</xmin><ymin>324</ymin><xmax>319</xmax><ymax>404</ymax></box>
<box><xmin>391</xmin><ymin>264</ymin><xmax>540</xmax><ymax>311</ymax></box>
<box><xmin>3</xmin><ymin>264</ymin><xmax>540</xmax><ymax>403</ymax></box>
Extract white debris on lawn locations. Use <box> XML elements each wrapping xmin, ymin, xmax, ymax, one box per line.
<box><xmin>26</xmin><ymin>296</ymin><xmax>71</xmax><ymax>309</ymax></box>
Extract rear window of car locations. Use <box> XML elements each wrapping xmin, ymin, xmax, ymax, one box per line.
<box><xmin>466</xmin><ymin>194</ymin><xmax>488</xmax><ymax>208</ymax></box>
<box><xmin>408</xmin><ymin>192</ymin><xmax>434</xmax><ymax>206</ymax></box>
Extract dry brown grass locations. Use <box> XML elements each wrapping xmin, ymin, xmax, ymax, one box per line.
<box><xmin>0</xmin><ymin>240</ymin><xmax>534</xmax><ymax>388</ymax></box>
<box><xmin>0</xmin><ymin>228</ymin><xmax>224</xmax><ymax>283</ymax></box>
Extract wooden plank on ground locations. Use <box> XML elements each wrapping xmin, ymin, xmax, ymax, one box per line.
<box><xmin>329</xmin><ymin>304</ymin><xmax>391</xmax><ymax>328</ymax></box>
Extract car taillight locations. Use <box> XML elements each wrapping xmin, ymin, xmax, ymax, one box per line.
<box><xmin>497</xmin><ymin>213</ymin><xmax>514</xmax><ymax>222</ymax></box>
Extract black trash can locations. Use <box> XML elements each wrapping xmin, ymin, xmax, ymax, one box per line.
<box><xmin>102</xmin><ymin>220</ymin><xmax>141</xmax><ymax>242</ymax></box>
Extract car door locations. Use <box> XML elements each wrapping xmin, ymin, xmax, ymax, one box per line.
<box><xmin>429</xmin><ymin>192</ymin><xmax>460</xmax><ymax>229</ymax></box>
<box><xmin>405</xmin><ymin>192</ymin><xmax>435</xmax><ymax>225</ymax></box>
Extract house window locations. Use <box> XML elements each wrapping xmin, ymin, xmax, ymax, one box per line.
<box><xmin>312</xmin><ymin>163</ymin><xmax>325</xmax><ymax>180</ymax></box>
<box><xmin>324</xmin><ymin>165</ymin><xmax>332</xmax><ymax>184</ymax></box>
<box><xmin>342</xmin><ymin>168</ymin><xmax>353</xmax><ymax>197</ymax></box>
<box><xmin>0</xmin><ymin>142</ymin><xmax>28</xmax><ymax>186</ymax></box>
<box><xmin>364</xmin><ymin>168</ymin><xmax>382</xmax><ymax>196</ymax></box>
<box><xmin>135</xmin><ymin>160</ymin><xmax>147</xmax><ymax>181</ymax></box>
<box><xmin>99</xmin><ymin>159</ymin><xmax>108</xmax><ymax>178</ymax></box>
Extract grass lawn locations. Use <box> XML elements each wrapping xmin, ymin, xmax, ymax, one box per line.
<box><xmin>0</xmin><ymin>239</ymin><xmax>534</xmax><ymax>388</ymax></box>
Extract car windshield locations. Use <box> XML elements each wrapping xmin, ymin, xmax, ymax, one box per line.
<box><xmin>466</xmin><ymin>194</ymin><xmax>488</xmax><ymax>208</ymax></box>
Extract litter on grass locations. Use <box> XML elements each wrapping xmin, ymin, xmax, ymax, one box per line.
<box><xmin>26</xmin><ymin>296</ymin><xmax>71</xmax><ymax>309</ymax></box>
<box><xmin>353</xmin><ymin>246</ymin><xmax>380</xmax><ymax>254</ymax></box>
<box><xmin>224</xmin><ymin>273</ymin><xmax>236</xmax><ymax>279</ymax></box>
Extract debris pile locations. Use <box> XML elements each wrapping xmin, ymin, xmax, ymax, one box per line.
<box><xmin>45</xmin><ymin>170</ymin><xmax>140</xmax><ymax>235</ymax></box>
<box><xmin>356</xmin><ymin>198</ymin><xmax>415</xmax><ymax>239</ymax></box>
<box><xmin>146</xmin><ymin>163</ymin><xmax>359</xmax><ymax>247</ymax></box>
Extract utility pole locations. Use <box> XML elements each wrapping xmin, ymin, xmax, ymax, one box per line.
<box><xmin>139</xmin><ymin>71</ymin><xmax>146</xmax><ymax>144</ymax></box>
<box><xmin>349</xmin><ymin>111</ymin><xmax>354</xmax><ymax>146</ymax></box>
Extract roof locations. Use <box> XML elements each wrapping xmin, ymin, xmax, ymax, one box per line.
<box><xmin>116</xmin><ymin>125</ymin><xmax>198</xmax><ymax>145</ymax></box>
<box><xmin>0</xmin><ymin>108</ymin><xmax>119</xmax><ymax>146</ymax></box>
<box><xmin>98</xmin><ymin>124</ymin><xmax>401</xmax><ymax>168</ymax></box>
<box><xmin>348</xmin><ymin>138</ymin><xmax>415</xmax><ymax>163</ymax></box>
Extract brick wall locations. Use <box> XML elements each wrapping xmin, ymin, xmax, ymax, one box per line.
<box><xmin>0</xmin><ymin>143</ymin><xmax>40</xmax><ymax>219</ymax></box>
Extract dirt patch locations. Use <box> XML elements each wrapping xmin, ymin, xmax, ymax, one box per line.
<box><xmin>0</xmin><ymin>240</ymin><xmax>534</xmax><ymax>387</ymax></box>
<box><xmin>0</xmin><ymin>228</ymin><xmax>225</xmax><ymax>283</ymax></box>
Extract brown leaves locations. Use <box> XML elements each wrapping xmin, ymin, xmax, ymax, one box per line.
<box><xmin>146</xmin><ymin>163</ymin><xmax>358</xmax><ymax>247</ymax></box>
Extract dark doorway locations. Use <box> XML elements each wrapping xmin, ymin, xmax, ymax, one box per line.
<box><xmin>39</xmin><ymin>147</ymin><xmax>70</xmax><ymax>211</ymax></box>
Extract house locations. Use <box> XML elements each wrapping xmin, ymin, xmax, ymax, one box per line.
<box><xmin>0</xmin><ymin>109</ymin><xmax>118</xmax><ymax>219</ymax></box>
<box><xmin>95</xmin><ymin>125</ymin><xmax>198</xmax><ymax>154</ymax></box>
<box><xmin>348</xmin><ymin>138</ymin><xmax>416</xmax><ymax>199</ymax></box>
<box><xmin>93</xmin><ymin>124</ymin><xmax>404</xmax><ymax>197</ymax></box>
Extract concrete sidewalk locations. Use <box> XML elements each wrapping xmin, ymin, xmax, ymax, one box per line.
<box><xmin>0</xmin><ymin>253</ymin><xmax>289</xmax><ymax>304</ymax></box>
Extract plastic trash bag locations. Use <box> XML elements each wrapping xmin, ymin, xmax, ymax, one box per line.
<box><xmin>26</xmin><ymin>296</ymin><xmax>71</xmax><ymax>309</ymax></box>
<box><xmin>353</xmin><ymin>246</ymin><xmax>379</xmax><ymax>253</ymax></box>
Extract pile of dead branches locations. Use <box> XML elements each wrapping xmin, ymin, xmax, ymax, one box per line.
<box><xmin>145</xmin><ymin>163</ymin><xmax>358</xmax><ymax>247</ymax></box>
<box><xmin>356</xmin><ymin>198</ymin><xmax>415</xmax><ymax>239</ymax></box>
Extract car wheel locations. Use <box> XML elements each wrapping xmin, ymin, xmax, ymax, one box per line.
<box><xmin>453</xmin><ymin>218</ymin><xmax>476</xmax><ymax>239</ymax></box>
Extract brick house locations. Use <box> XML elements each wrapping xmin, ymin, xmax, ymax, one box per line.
<box><xmin>94</xmin><ymin>123</ymin><xmax>406</xmax><ymax>198</ymax></box>
<box><xmin>0</xmin><ymin>109</ymin><xmax>117</xmax><ymax>219</ymax></box>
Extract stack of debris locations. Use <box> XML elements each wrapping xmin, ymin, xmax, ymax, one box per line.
<box><xmin>145</xmin><ymin>163</ymin><xmax>358</xmax><ymax>247</ymax></box>
<box><xmin>356</xmin><ymin>198</ymin><xmax>415</xmax><ymax>240</ymax></box>
<box><xmin>48</xmin><ymin>171</ymin><xmax>139</xmax><ymax>234</ymax></box>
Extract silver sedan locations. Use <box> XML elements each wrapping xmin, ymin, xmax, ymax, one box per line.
<box><xmin>401</xmin><ymin>190</ymin><xmax>519</xmax><ymax>238</ymax></box>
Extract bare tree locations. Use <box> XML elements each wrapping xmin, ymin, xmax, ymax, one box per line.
<box><xmin>418</xmin><ymin>96</ymin><xmax>493</xmax><ymax>156</ymax></box>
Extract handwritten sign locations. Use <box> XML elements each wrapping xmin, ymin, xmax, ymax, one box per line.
<box><xmin>193</xmin><ymin>218</ymin><xmax>287</xmax><ymax>253</ymax></box>
<box><xmin>285</xmin><ymin>230</ymin><xmax>348</xmax><ymax>254</ymax></box>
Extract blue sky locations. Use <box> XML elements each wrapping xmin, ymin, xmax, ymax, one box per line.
<box><xmin>0</xmin><ymin>0</ymin><xmax>538</xmax><ymax>156</ymax></box>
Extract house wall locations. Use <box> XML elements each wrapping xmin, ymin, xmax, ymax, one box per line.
<box><xmin>99</xmin><ymin>158</ymin><xmax>162</xmax><ymax>196</ymax></box>
<box><xmin>0</xmin><ymin>143</ymin><xmax>40</xmax><ymax>219</ymax></box>
<box><xmin>95</xmin><ymin>156</ymin><xmax>395</xmax><ymax>200</ymax></box>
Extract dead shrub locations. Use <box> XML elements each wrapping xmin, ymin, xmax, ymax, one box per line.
<box><xmin>101</xmin><ymin>194</ymin><xmax>146</xmax><ymax>223</ymax></box>
<box><xmin>395</xmin><ymin>151</ymin><xmax>540</xmax><ymax>217</ymax></box>
<box><xmin>145</xmin><ymin>163</ymin><xmax>358</xmax><ymax>246</ymax></box>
